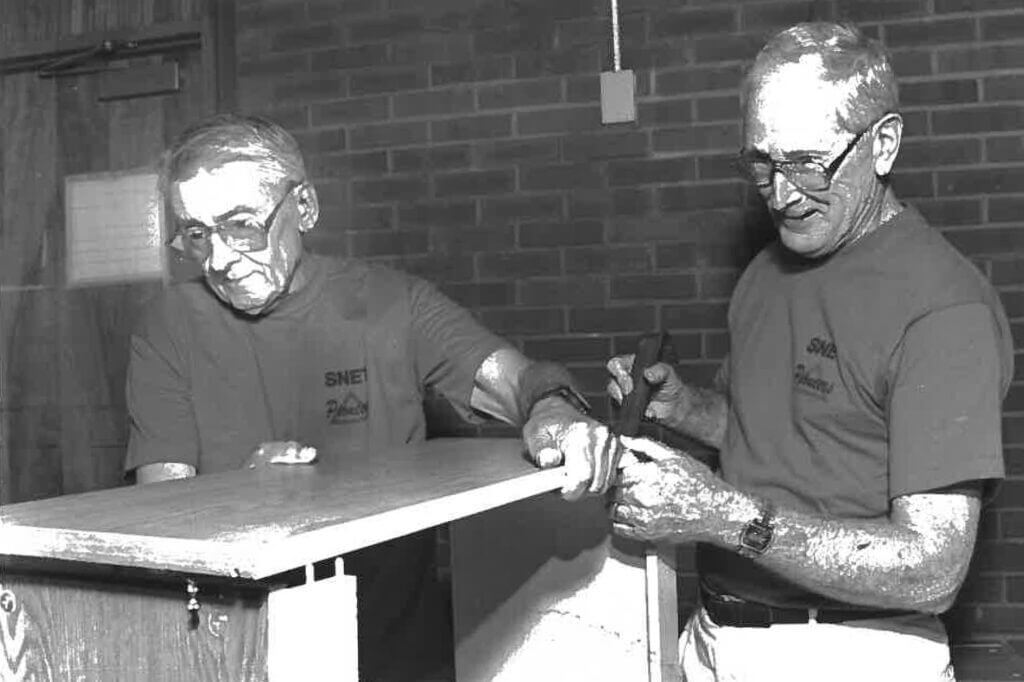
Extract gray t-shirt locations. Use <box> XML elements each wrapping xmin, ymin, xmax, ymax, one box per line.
<box><xmin>700</xmin><ymin>205</ymin><xmax>1012</xmax><ymax>641</ymax></box>
<box><xmin>125</xmin><ymin>253</ymin><xmax>506</xmax><ymax>473</ymax></box>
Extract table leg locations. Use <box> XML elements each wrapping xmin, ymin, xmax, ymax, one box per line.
<box><xmin>646</xmin><ymin>546</ymin><xmax>680</xmax><ymax>682</ymax></box>
<box><xmin>267</xmin><ymin>557</ymin><xmax>357</xmax><ymax>681</ymax></box>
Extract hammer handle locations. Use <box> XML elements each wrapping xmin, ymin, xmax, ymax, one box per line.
<box><xmin>616</xmin><ymin>332</ymin><xmax>671</xmax><ymax>437</ymax></box>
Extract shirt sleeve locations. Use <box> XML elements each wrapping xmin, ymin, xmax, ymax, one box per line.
<box><xmin>123</xmin><ymin>297</ymin><xmax>200</xmax><ymax>474</ymax></box>
<box><xmin>887</xmin><ymin>302</ymin><xmax>1009</xmax><ymax>499</ymax></box>
<box><xmin>407</xmin><ymin>278</ymin><xmax>509</xmax><ymax>421</ymax></box>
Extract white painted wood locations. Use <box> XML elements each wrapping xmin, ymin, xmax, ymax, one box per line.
<box><xmin>267</xmin><ymin>558</ymin><xmax>357</xmax><ymax>682</ymax></box>
<box><xmin>646</xmin><ymin>546</ymin><xmax>681</xmax><ymax>682</ymax></box>
<box><xmin>452</xmin><ymin>494</ymin><xmax>667</xmax><ymax>682</ymax></box>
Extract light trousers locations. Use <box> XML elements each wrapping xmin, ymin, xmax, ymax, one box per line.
<box><xmin>679</xmin><ymin>606</ymin><xmax>956</xmax><ymax>682</ymax></box>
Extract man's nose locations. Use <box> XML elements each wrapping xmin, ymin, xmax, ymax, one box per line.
<box><xmin>769</xmin><ymin>170</ymin><xmax>800</xmax><ymax>210</ymax></box>
<box><xmin>206</xmin><ymin>231</ymin><xmax>239</xmax><ymax>272</ymax></box>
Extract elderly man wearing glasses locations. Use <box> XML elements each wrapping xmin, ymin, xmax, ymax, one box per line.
<box><xmin>125</xmin><ymin>113</ymin><xmax>621</xmax><ymax>681</ymax></box>
<box><xmin>606</xmin><ymin>22</ymin><xmax>1012</xmax><ymax>682</ymax></box>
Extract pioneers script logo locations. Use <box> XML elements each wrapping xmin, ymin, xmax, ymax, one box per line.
<box><xmin>794</xmin><ymin>336</ymin><xmax>837</xmax><ymax>399</ymax></box>
<box><xmin>324</xmin><ymin>367</ymin><xmax>369</xmax><ymax>424</ymax></box>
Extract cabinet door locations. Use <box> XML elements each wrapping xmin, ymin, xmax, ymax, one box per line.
<box><xmin>0</xmin><ymin>568</ymin><xmax>268</xmax><ymax>681</ymax></box>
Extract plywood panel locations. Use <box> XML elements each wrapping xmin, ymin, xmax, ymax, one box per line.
<box><xmin>0</xmin><ymin>0</ymin><xmax>226</xmax><ymax>503</ymax></box>
<box><xmin>106</xmin><ymin>78</ymin><xmax>168</xmax><ymax>167</ymax></box>
<box><xmin>0</xmin><ymin>57</ymin><xmax>60</xmax><ymax>497</ymax></box>
<box><xmin>1</xmin><ymin>0</ymin><xmax>200</xmax><ymax>51</ymax></box>
<box><xmin>0</xmin><ymin>73</ymin><xmax>57</xmax><ymax>286</ymax></box>
<box><xmin>0</xmin><ymin>66</ymin><xmax>60</xmax><ymax>504</ymax></box>
<box><xmin>7</xmin><ymin>447</ymin><xmax>63</xmax><ymax>503</ymax></box>
<box><xmin>0</xmin><ymin>3</ymin><xmax>61</xmax><ymax>46</ymax></box>
<box><xmin>55</xmin><ymin>66</ymin><xmax>121</xmax><ymax>499</ymax></box>
<box><xmin>0</xmin><ymin>290</ymin><xmax>60</xmax><ymax>408</ymax></box>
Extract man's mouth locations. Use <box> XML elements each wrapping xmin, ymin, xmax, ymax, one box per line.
<box><xmin>781</xmin><ymin>207</ymin><xmax>816</xmax><ymax>221</ymax></box>
<box><xmin>774</xmin><ymin>208</ymin><xmax>819</xmax><ymax>233</ymax></box>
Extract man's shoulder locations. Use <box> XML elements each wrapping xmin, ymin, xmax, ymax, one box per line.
<box><xmin>316</xmin><ymin>254</ymin><xmax>423</xmax><ymax>293</ymax></box>
<box><xmin>311</xmin><ymin>254</ymin><xmax>434</xmax><ymax>321</ymax></box>
<box><xmin>729</xmin><ymin>240</ymin><xmax>787</xmax><ymax>303</ymax></box>
<box><xmin>139</xmin><ymin>278</ymin><xmax>217</xmax><ymax>327</ymax></box>
<box><xmin>832</xmin><ymin>206</ymin><xmax>1007</xmax><ymax>357</ymax></box>
<box><xmin>883</xmin><ymin>205</ymin><xmax>995</xmax><ymax>300</ymax></box>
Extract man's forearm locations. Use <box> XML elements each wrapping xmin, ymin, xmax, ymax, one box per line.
<box><xmin>470</xmin><ymin>347</ymin><xmax>531</xmax><ymax>425</ymax></box>
<box><xmin>711</xmin><ymin>491</ymin><xmax>979</xmax><ymax>613</ymax></box>
<box><xmin>662</xmin><ymin>385</ymin><xmax>728</xmax><ymax>449</ymax></box>
<box><xmin>471</xmin><ymin>348</ymin><xmax>590</xmax><ymax>426</ymax></box>
<box><xmin>135</xmin><ymin>462</ymin><xmax>196</xmax><ymax>484</ymax></box>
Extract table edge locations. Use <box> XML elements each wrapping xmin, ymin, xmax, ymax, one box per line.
<box><xmin>0</xmin><ymin>466</ymin><xmax>566</xmax><ymax>578</ymax></box>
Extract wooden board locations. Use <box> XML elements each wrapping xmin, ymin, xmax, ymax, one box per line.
<box><xmin>0</xmin><ymin>438</ymin><xmax>564</xmax><ymax>579</ymax></box>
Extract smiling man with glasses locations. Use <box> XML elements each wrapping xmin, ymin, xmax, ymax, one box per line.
<box><xmin>166</xmin><ymin>152</ymin><xmax>311</xmax><ymax>316</ymax></box>
<box><xmin>125</xmin><ymin>114</ymin><xmax>622</xmax><ymax>681</ymax></box>
<box><xmin>175</xmin><ymin>177</ymin><xmax>302</xmax><ymax>254</ymax></box>
<box><xmin>736</xmin><ymin>112</ymin><xmax>883</xmax><ymax>196</ymax></box>
<box><xmin>605</xmin><ymin>22</ymin><xmax>1012</xmax><ymax>681</ymax></box>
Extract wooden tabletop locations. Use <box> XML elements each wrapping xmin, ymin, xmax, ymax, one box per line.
<box><xmin>0</xmin><ymin>438</ymin><xmax>565</xmax><ymax>579</ymax></box>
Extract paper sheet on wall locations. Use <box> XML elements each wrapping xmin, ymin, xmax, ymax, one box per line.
<box><xmin>65</xmin><ymin>170</ymin><xmax>165</xmax><ymax>287</ymax></box>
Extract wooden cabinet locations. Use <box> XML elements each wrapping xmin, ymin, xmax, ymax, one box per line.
<box><xmin>0</xmin><ymin>438</ymin><xmax>677</xmax><ymax>681</ymax></box>
<box><xmin>1</xmin><ymin>560</ymin><xmax>271</xmax><ymax>681</ymax></box>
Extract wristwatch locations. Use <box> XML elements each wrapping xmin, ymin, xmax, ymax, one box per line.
<box><xmin>736</xmin><ymin>499</ymin><xmax>776</xmax><ymax>559</ymax></box>
<box><xmin>528</xmin><ymin>385</ymin><xmax>592</xmax><ymax>417</ymax></box>
<box><xmin>516</xmin><ymin>361</ymin><xmax>592</xmax><ymax>425</ymax></box>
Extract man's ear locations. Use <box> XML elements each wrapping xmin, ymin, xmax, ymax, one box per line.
<box><xmin>295</xmin><ymin>182</ymin><xmax>320</xmax><ymax>233</ymax></box>
<box><xmin>873</xmin><ymin>112</ymin><xmax>902</xmax><ymax>177</ymax></box>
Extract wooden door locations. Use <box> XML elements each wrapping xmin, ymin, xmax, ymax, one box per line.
<box><xmin>0</xmin><ymin>0</ymin><xmax>232</xmax><ymax>503</ymax></box>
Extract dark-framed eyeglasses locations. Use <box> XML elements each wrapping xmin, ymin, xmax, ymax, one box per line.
<box><xmin>171</xmin><ymin>178</ymin><xmax>304</xmax><ymax>254</ymax></box>
<box><xmin>736</xmin><ymin>119</ymin><xmax>881</xmax><ymax>194</ymax></box>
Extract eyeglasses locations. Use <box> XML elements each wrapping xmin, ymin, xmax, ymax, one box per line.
<box><xmin>171</xmin><ymin>179</ymin><xmax>303</xmax><ymax>254</ymax></box>
<box><xmin>736</xmin><ymin>121</ymin><xmax>878</xmax><ymax>194</ymax></box>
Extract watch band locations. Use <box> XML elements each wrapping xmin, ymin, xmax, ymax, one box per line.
<box><xmin>516</xmin><ymin>361</ymin><xmax>592</xmax><ymax>424</ymax></box>
<box><xmin>737</xmin><ymin>498</ymin><xmax>776</xmax><ymax>559</ymax></box>
<box><xmin>527</xmin><ymin>385</ymin><xmax>592</xmax><ymax>418</ymax></box>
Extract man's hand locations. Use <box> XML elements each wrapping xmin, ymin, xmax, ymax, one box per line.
<box><xmin>606</xmin><ymin>354</ymin><xmax>687</xmax><ymax>425</ymax></box>
<box><xmin>522</xmin><ymin>396</ymin><xmax>625</xmax><ymax>501</ymax></box>
<box><xmin>610</xmin><ymin>435</ymin><xmax>744</xmax><ymax>544</ymax></box>
<box><xmin>607</xmin><ymin>355</ymin><xmax>729</xmax><ymax>449</ymax></box>
<box><xmin>245</xmin><ymin>440</ymin><xmax>318</xmax><ymax>469</ymax></box>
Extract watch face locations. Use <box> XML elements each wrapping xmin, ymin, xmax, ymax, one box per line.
<box><xmin>741</xmin><ymin>520</ymin><xmax>773</xmax><ymax>553</ymax></box>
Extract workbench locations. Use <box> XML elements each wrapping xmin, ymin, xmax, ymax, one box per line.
<box><xmin>0</xmin><ymin>438</ymin><xmax>677</xmax><ymax>681</ymax></box>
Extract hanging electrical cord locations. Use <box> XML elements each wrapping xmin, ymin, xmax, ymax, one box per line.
<box><xmin>610</xmin><ymin>0</ymin><xmax>622</xmax><ymax>72</ymax></box>
<box><xmin>600</xmin><ymin>0</ymin><xmax>636</xmax><ymax>124</ymax></box>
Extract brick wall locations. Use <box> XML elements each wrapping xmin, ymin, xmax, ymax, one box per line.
<box><xmin>234</xmin><ymin>0</ymin><xmax>1024</xmax><ymax>645</ymax></box>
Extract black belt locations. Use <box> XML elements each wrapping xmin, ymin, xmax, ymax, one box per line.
<box><xmin>701</xmin><ymin>586</ymin><xmax>916</xmax><ymax>628</ymax></box>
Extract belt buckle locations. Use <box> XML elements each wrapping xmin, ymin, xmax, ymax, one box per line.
<box><xmin>808</xmin><ymin>607</ymin><xmax>819</xmax><ymax>624</ymax></box>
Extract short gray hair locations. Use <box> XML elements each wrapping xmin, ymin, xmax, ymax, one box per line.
<box><xmin>742</xmin><ymin>22</ymin><xmax>899</xmax><ymax>134</ymax></box>
<box><xmin>159</xmin><ymin>113</ymin><xmax>306</xmax><ymax>197</ymax></box>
